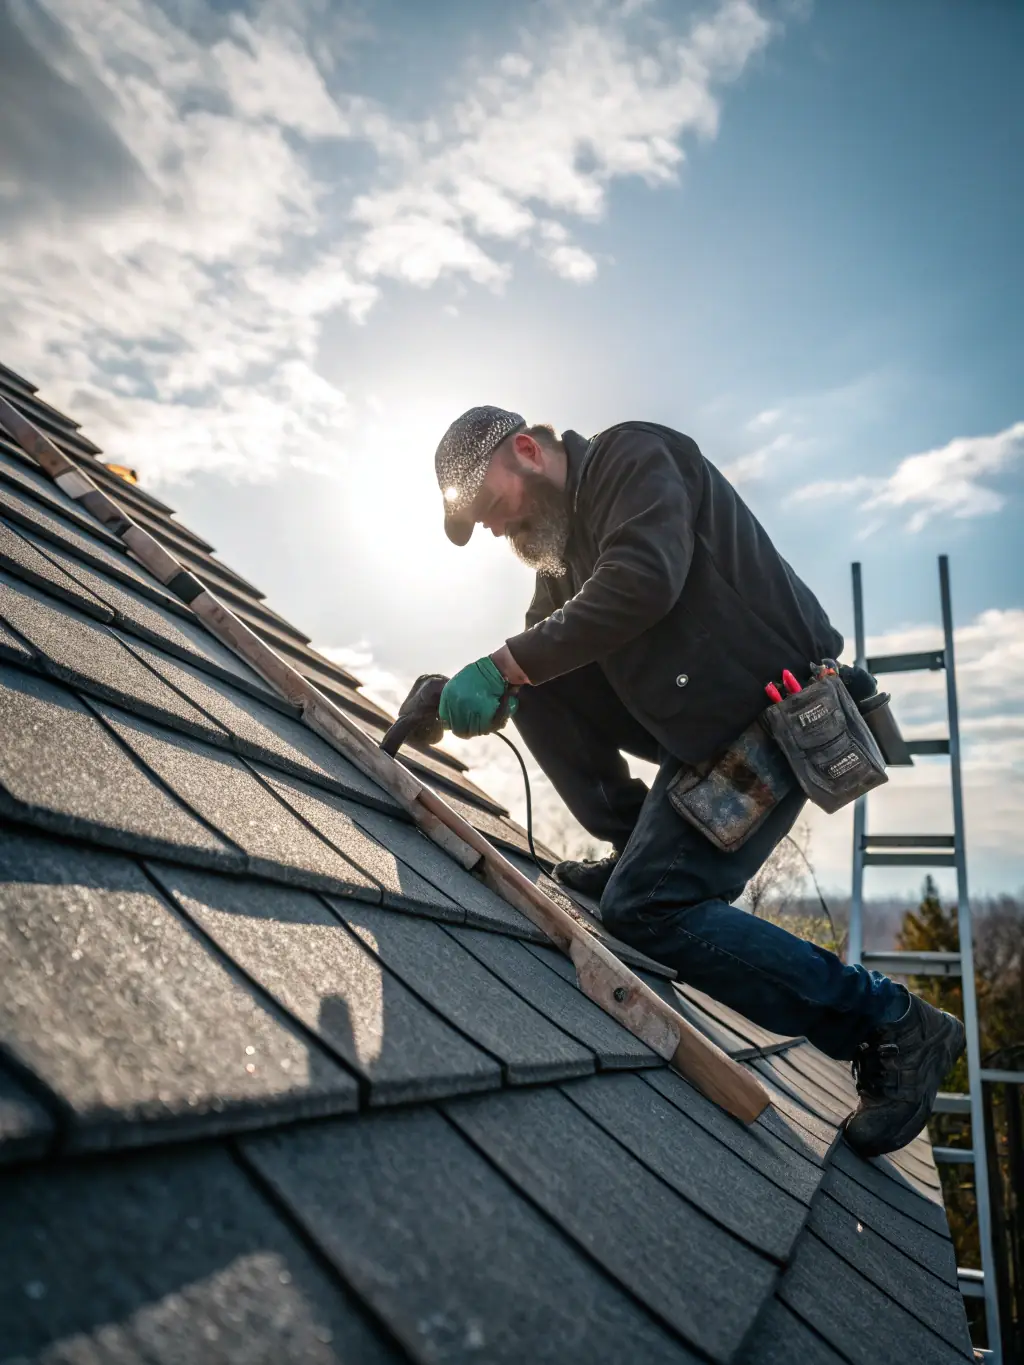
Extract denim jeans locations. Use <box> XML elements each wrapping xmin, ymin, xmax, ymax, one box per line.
<box><xmin>600</xmin><ymin>753</ymin><xmax>906</xmax><ymax>1060</ymax></box>
<box><xmin>515</xmin><ymin>667</ymin><xmax>905</xmax><ymax>1061</ymax></box>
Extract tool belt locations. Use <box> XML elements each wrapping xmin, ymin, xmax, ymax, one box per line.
<box><xmin>668</xmin><ymin>661</ymin><xmax>889</xmax><ymax>851</ymax></box>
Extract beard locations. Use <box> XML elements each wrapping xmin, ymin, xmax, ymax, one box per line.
<box><xmin>505</xmin><ymin>471</ymin><xmax>571</xmax><ymax>576</ymax></box>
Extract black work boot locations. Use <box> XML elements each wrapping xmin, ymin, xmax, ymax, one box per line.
<box><xmin>845</xmin><ymin>995</ymin><xmax>966</xmax><ymax>1158</ymax></box>
<box><xmin>553</xmin><ymin>851</ymin><xmax>620</xmax><ymax>899</ymax></box>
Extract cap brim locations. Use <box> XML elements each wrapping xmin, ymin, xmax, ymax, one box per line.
<box><xmin>444</xmin><ymin>510</ymin><xmax>474</xmax><ymax>546</ymax></box>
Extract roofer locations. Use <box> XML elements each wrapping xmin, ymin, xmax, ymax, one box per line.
<box><xmin>425</xmin><ymin>406</ymin><xmax>966</xmax><ymax>1157</ymax></box>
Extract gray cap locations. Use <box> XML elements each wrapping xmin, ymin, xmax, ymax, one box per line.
<box><xmin>435</xmin><ymin>405</ymin><xmax>526</xmax><ymax>545</ymax></box>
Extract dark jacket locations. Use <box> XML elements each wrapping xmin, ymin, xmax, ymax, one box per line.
<box><xmin>505</xmin><ymin>421</ymin><xmax>844</xmax><ymax>766</ymax></box>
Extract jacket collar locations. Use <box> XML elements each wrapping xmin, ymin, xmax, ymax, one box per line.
<box><xmin>561</xmin><ymin>428</ymin><xmax>592</xmax><ymax>508</ymax></box>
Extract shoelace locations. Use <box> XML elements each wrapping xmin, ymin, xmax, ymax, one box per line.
<box><xmin>851</xmin><ymin>1040</ymin><xmax>902</xmax><ymax>1098</ymax></box>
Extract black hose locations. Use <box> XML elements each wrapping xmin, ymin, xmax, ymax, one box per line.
<box><xmin>494</xmin><ymin>731</ymin><xmax>543</xmax><ymax>871</ymax></box>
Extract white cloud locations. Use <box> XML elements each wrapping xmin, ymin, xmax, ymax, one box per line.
<box><xmin>720</xmin><ymin>430</ymin><xmax>792</xmax><ymax>483</ymax></box>
<box><xmin>0</xmin><ymin>0</ymin><xmax>781</xmax><ymax>485</ymax></box>
<box><xmin>793</xmin><ymin>421</ymin><xmax>1024</xmax><ymax>532</ymax></box>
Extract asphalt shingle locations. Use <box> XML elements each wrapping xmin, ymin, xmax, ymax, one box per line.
<box><xmin>0</xmin><ymin>518</ymin><xmax>112</xmax><ymax>619</ymax></box>
<box><xmin>809</xmin><ymin>1192</ymin><xmax>973</xmax><ymax>1354</ymax></box>
<box><xmin>832</xmin><ymin>1142</ymin><xmax>952</xmax><ymax>1238</ymax></box>
<box><xmin>821</xmin><ymin>1165</ymin><xmax>959</xmax><ymax>1285</ymax></box>
<box><xmin>259</xmin><ymin>769</ymin><xmax>462</xmax><ymax>916</ymax></box>
<box><xmin>777</xmin><ymin>1232</ymin><xmax>969</xmax><ymax>1365</ymax></box>
<box><xmin>343</xmin><ymin>800</ymin><xmax>541</xmax><ymax>937</ymax></box>
<box><xmin>446</xmin><ymin>925</ymin><xmax>659</xmax><ymax>1069</ymax></box>
<box><xmin>0</xmin><ymin>830</ymin><xmax>358</xmax><ymax>1149</ymax></box>
<box><xmin>738</xmin><ymin>1299</ymin><xmax>848</xmax><ymax>1365</ymax></box>
<box><xmin>241</xmin><ymin>1109</ymin><xmax>701</xmax><ymax>1365</ymax></box>
<box><xmin>444</xmin><ymin>1084</ymin><xmax>779</xmax><ymax>1363</ymax></box>
<box><xmin>562</xmin><ymin>1071</ymin><xmax>807</xmax><ymax>1261</ymax></box>
<box><xmin>95</xmin><ymin>706</ymin><xmax>379</xmax><ymax>894</ymax></box>
<box><xmin>150</xmin><ymin>864</ymin><xmax>501</xmax><ymax>1105</ymax></box>
<box><xmin>112</xmin><ymin>634</ymin><xmax>393</xmax><ymax>797</ymax></box>
<box><xmin>0</xmin><ymin>571</ymin><xmax>226</xmax><ymax>740</ymax></box>
<box><xmin>329</xmin><ymin>900</ymin><xmax>595</xmax><ymax>1083</ymax></box>
<box><xmin>0</xmin><ymin>1142</ymin><xmax>402</xmax><ymax>1364</ymax></box>
<box><xmin>0</xmin><ymin>616</ymin><xmax>32</xmax><ymax>664</ymax></box>
<box><xmin>0</xmin><ymin>665</ymin><xmax>239</xmax><ymax>867</ymax></box>
<box><xmin>640</xmin><ymin>1067</ymin><xmax>824</xmax><ymax>1207</ymax></box>
<box><xmin>0</xmin><ymin>1063</ymin><xmax>54</xmax><ymax>1165</ymax></box>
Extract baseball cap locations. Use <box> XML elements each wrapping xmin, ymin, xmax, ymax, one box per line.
<box><xmin>434</xmin><ymin>405</ymin><xmax>526</xmax><ymax>545</ymax></box>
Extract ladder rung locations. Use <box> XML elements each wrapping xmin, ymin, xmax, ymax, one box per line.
<box><xmin>933</xmin><ymin>1146</ymin><xmax>975</xmax><ymax>1164</ymax></box>
<box><xmin>861</xmin><ymin>950</ymin><xmax>962</xmax><ymax>977</ymax></box>
<box><xmin>979</xmin><ymin>1068</ymin><xmax>1024</xmax><ymax>1085</ymax></box>
<box><xmin>905</xmin><ymin>738</ymin><xmax>951</xmax><ymax>756</ymax></box>
<box><xmin>933</xmin><ymin>1091</ymin><xmax>971</xmax><ymax>1115</ymax></box>
<box><xmin>866</xmin><ymin>649</ymin><xmax>945</xmax><ymax>674</ymax></box>
<box><xmin>863</xmin><ymin>851</ymin><xmax>957</xmax><ymax>867</ymax></box>
<box><xmin>957</xmin><ymin>1268</ymin><xmax>985</xmax><ymax>1299</ymax></box>
<box><xmin>862</xmin><ymin>834</ymin><xmax>956</xmax><ymax>848</ymax></box>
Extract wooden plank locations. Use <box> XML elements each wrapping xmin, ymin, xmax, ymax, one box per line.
<box><xmin>0</xmin><ymin>398</ymin><xmax>770</xmax><ymax>1124</ymax></box>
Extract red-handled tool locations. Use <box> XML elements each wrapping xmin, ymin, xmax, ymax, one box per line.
<box><xmin>781</xmin><ymin>670</ymin><xmax>802</xmax><ymax>695</ymax></box>
<box><xmin>765</xmin><ymin>682</ymin><xmax>783</xmax><ymax>703</ymax></box>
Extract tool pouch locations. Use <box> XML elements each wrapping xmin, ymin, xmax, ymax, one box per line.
<box><xmin>667</xmin><ymin>716</ymin><xmax>796</xmax><ymax>853</ymax></box>
<box><xmin>761</xmin><ymin>668</ymin><xmax>888</xmax><ymax>814</ymax></box>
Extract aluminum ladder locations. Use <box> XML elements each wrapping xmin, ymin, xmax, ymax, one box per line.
<box><xmin>847</xmin><ymin>554</ymin><xmax>1002</xmax><ymax>1361</ymax></box>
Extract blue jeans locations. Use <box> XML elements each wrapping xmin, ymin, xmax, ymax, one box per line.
<box><xmin>600</xmin><ymin>753</ymin><xmax>906</xmax><ymax>1061</ymax></box>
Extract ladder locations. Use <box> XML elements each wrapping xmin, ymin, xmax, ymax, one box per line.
<box><xmin>847</xmin><ymin>555</ymin><xmax>1002</xmax><ymax>1361</ymax></box>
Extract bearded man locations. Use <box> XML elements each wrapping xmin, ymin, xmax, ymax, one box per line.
<box><xmin>427</xmin><ymin>405</ymin><xmax>964</xmax><ymax>1157</ymax></box>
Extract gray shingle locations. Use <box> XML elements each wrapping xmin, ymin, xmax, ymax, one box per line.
<box><xmin>870</xmin><ymin>1146</ymin><xmax>946</xmax><ymax>1202</ymax></box>
<box><xmin>782</xmin><ymin>1044</ymin><xmax>859</xmax><ymax>1111</ymax></box>
<box><xmin>821</xmin><ymin>1165</ymin><xmax>959</xmax><ymax>1285</ymax></box>
<box><xmin>0</xmin><ymin>463</ymin><xmax>125</xmax><ymax>553</ymax></box>
<box><xmin>753</xmin><ymin>1054</ymin><xmax>846</xmax><ymax>1129</ymax></box>
<box><xmin>95</xmin><ymin>706</ymin><xmax>378</xmax><ymax>894</ymax></box>
<box><xmin>258</xmin><ymin>769</ymin><xmax>462</xmax><ymax>916</ymax></box>
<box><xmin>328</xmin><ymin>901</ymin><xmax>595</xmax><ymax>1084</ymax></box>
<box><xmin>114</xmin><ymin>634</ymin><xmax>394</xmax><ymax>797</ymax></box>
<box><xmin>0</xmin><ymin>1143</ymin><xmax>401</xmax><ymax>1364</ymax></box>
<box><xmin>241</xmin><ymin>1109</ymin><xmax>700</xmax><ymax>1365</ymax></box>
<box><xmin>678</xmin><ymin>984</ymin><xmax>796</xmax><ymax>1053</ymax></box>
<box><xmin>0</xmin><ymin>616</ymin><xmax>32</xmax><ymax>663</ymax></box>
<box><xmin>737</xmin><ymin>1299</ymin><xmax>848</xmax><ymax>1365</ymax></box>
<box><xmin>0</xmin><ymin>571</ymin><xmax>227</xmax><ymax>740</ymax></box>
<box><xmin>749</xmin><ymin>1065</ymin><xmax>837</xmax><ymax>1161</ymax></box>
<box><xmin>0</xmin><ymin>830</ymin><xmax>358</xmax><ymax>1149</ymax></box>
<box><xmin>0</xmin><ymin>665</ymin><xmax>240</xmax><ymax>867</ymax></box>
<box><xmin>562</xmin><ymin>1071</ymin><xmax>807</xmax><ymax>1261</ymax></box>
<box><xmin>0</xmin><ymin>1063</ymin><xmax>54</xmax><ymax>1165</ymax></box>
<box><xmin>343</xmin><ymin>801</ymin><xmax>541</xmax><ymax>937</ymax></box>
<box><xmin>444</xmin><ymin>1084</ymin><xmax>778</xmax><ymax>1363</ymax></box>
<box><xmin>150</xmin><ymin>864</ymin><xmax>501</xmax><ymax>1105</ymax></box>
<box><xmin>832</xmin><ymin>1142</ymin><xmax>952</xmax><ymax>1237</ymax></box>
<box><xmin>0</xmin><ymin>518</ymin><xmax>112</xmax><ymax>619</ymax></box>
<box><xmin>509</xmin><ymin>856</ymin><xmax>677</xmax><ymax>975</ymax></box>
<box><xmin>777</xmin><ymin>1232</ymin><xmax>969</xmax><ymax>1365</ymax></box>
<box><xmin>809</xmin><ymin>1192</ymin><xmax>972</xmax><ymax>1353</ymax></box>
<box><xmin>640</xmin><ymin>1067</ymin><xmax>824</xmax><ymax>1206</ymax></box>
<box><xmin>447</xmin><ymin>926</ymin><xmax>659</xmax><ymax>1069</ymax></box>
<box><xmin>668</xmin><ymin>985</ymin><xmax>754</xmax><ymax>1054</ymax></box>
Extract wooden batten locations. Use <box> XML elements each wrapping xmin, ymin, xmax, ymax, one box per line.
<box><xmin>0</xmin><ymin>399</ymin><xmax>771</xmax><ymax>1126</ymax></box>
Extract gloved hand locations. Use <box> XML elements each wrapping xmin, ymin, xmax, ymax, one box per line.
<box><xmin>439</xmin><ymin>656</ymin><xmax>519</xmax><ymax>738</ymax></box>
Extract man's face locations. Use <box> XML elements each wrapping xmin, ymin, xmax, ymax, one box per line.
<box><xmin>469</xmin><ymin>441</ymin><xmax>570</xmax><ymax>575</ymax></box>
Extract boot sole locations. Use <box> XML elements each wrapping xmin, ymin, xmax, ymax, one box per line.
<box><xmin>845</xmin><ymin>1013</ymin><xmax>966</xmax><ymax>1159</ymax></box>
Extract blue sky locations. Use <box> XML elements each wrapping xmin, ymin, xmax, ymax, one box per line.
<box><xmin>1</xmin><ymin>0</ymin><xmax>1021</xmax><ymax>894</ymax></box>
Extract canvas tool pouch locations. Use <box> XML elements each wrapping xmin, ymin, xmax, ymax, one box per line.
<box><xmin>762</xmin><ymin>671</ymin><xmax>888</xmax><ymax>814</ymax></box>
<box><xmin>667</xmin><ymin>717</ymin><xmax>796</xmax><ymax>853</ymax></box>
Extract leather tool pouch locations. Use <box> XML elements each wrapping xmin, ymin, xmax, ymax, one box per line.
<box><xmin>761</xmin><ymin>669</ymin><xmax>888</xmax><ymax>814</ymax></box>
<box><xmin>667</xmin><ymin>717</ymin><xmax>796</xmax><ymax>853</ymax></box>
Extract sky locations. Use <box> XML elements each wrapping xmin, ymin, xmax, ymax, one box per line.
<box><xmin>1</xmin><ymin>0</ymin><xmax>1022</xmax><ymax>897</ymax></box>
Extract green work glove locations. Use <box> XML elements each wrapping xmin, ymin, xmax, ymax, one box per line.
<box><xmin>439</xmin><ymin>656</ymin><xmax>519</xmax><ymax>739</ymax></box>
